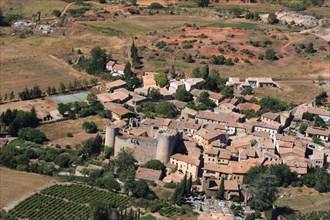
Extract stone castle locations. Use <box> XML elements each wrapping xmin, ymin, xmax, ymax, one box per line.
<box><xmin>104</xmin><ymin>124</ymin><xmax>181</xmax><ymax>164</ymax></box>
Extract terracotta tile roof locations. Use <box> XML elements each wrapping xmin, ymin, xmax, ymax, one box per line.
<box><xmin>181</xmin><ymin>107</ymin><xmax>198</xmax><ymax>116</ymax></box>
<box><xmin>307</xmin><ymin>106</ymin><xmax>330</xmax><ymax>117</ymax></box>
<box><xmin>105</xmin><ymin>79</ymin><xmax>127</xmax><ymax>89</ymax></box>
<box><xmin>142</xmin><ymin>74</ymin><xmax>157</xmax><ymax>86</ymax></box>
<box><xmin>224</xmin><ymin>180</ymin><xmax>239</xmax><ymax>191</ymax></box>
<box><xmin>135</xmin><ymin>167</ymin><xmax>162</xmax><ymax>181</ymax></box>
<box><xmin>113</xmin><ymin>64</ymin><xmax>125</xmax><ymax>71</ymax></box>
<box><xmin>209</xmin><ymin>91</ymin><xmax>224</xmax><ymax>101</ymax></box>
<box><xmin>196</xmin><ymin>111</ymin><xmax>244</xmax><ymax>123</ymax></box>
<box><xmin>163</xmin><ymin>171</ymin><xmax>184</xmax><ymax>183</ymax></box>
<box><xmin>103</xmin><ymin>102</ymin><xmax>129</xmax><ymax>115</ymax></box>
<box><xmin>184</xmin><ymin>78</ymin><xmax>204</xmax><ymax>86</ymax></box>
<box><xmin>205</xmin><ymin>123</ymin><xmax>227</xmax><ymax>131</ymax></box>
<box><xmin>106</xmin><ymin>60</ymin><xmax>115</xmax><ymax>67</ymax></box>
<box><xmin>170</xmin><ymin>153</ymin><xmax>200</xmax><ymax>166</ymax></box>
<box><xmin>205</xmin><ymin>148</ymin><xmax>219</xmax><ymax>156</ymax></box>
<box><xmin>190</xmin><ymin>89</ymin><xmax>204</xmax><ymax>97</ymax></box>
<box><xmin>275</xmin><ymin>134</ymin><xmax>296</xmax><ymax>143</ymax></box>
<box><xmin>169</xmin><ymin>120</ymin><xmax>201</xmax><ymax>131</ymax></box>
<box><xmin>306</xmin><ymin>127</ymin><xmax>330</xmax><ymax>137</ymax></box>
<box><xmin>219</xmin><ymin>149</ymin><xmax>232</xmax><ymax>160</ymax></box>
<box><xmin>159</xmin><ymin>87</ymin><xmax>171</xmax><ymax>96</ymax></box>
<box><xmin>237</xmin><ymin>103</ymin><xmax>261</xmax><ymax>111</ymax></box>
<box><xmin>252</xmin><ymin>121</ymin><xmax>282</xmax><ymax>130</ymax></box>
<box><xmin>262</xmin><ymin>112</ymin><xmax>279</xmax><ymax>121</ymax></box>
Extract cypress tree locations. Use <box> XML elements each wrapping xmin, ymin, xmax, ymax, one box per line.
<box><xmin>186</xmin><ymin>175</ymin><xmax>192</xmax><ymax>195</ymax></box>
<box><xmin>216</xmin><ymin>178</ymin><xmax>225</xmax><ymax>200</ymax></box>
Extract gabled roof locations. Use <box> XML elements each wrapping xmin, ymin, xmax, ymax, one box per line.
<box><xmin>135</xmin><ymin>167</ymin><xmax>162</xmax><ymax>181</ymax></box>
<box><xmin>170</xmin><ymin>153</ymin><xmax>200</xmax><ymax>166</ymax></box>
<box><xmin>237</xmin><ymin>103</ymin><xmax>261</xmax><ymax>111</ymax></box>
<box><xmin>306</xmin><ymin>127</ymin><xmax>330</xmax><ymax>137</ymax></box>
<box><xmin>105</xmin><ymin>80</ymin><xmax>127</xmax><ymax>89</ymax></box>
<box><xmin>262</xmin><ymin>112</ymin><xmax>279</xmax><ymax>121</ymax></box>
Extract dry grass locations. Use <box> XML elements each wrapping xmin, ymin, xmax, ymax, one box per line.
<box><xmin>0</xmin><ymin>37</ymin><xmax>91</xmax><ymax>96</ymax></box>
<box><xmin>275</xmin><ymin>187</ymin><xmax>330</xmax><ymax>213</ymax></box>
<box><xmin>254</xmin><ymin>82</ymin><xmax>329</xmax><ymax>105</ymax></box>
<box><xmin>0</xmin><ymin>0</ymin><xmax>68</xmax><ymax>18</ymax></box>
<box><xmin>39</xmin><ymin>115</ymin><xmax>111</xmax><ymax>147</ymax></box>
<box><xmin>0</xmin><ymin>167</ymin><xmax>57</xmax><ymax>209</ymax></box>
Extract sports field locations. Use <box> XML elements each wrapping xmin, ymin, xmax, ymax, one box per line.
<box><xmin>49</xmin><ymin>92</ymin><xmax>91</xmax><ymax>104</ymax></box>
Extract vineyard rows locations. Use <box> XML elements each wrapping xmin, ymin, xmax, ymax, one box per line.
<box><xmin>9</xmin><ymin>184</ymin><xmax>130</xmax><ymax>220</ymax></box>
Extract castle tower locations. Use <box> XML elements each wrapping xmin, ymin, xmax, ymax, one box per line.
<box><xmin>105</xmin><ymin>124</ymin><xmax>119</xmax><ymax>148</ymax></box>
<box><xmin>156</xmin><ymin>132</ymin><xmax>176</xmax><ymax>164</ymax></box>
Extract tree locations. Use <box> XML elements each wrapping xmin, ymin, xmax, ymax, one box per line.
<box><xmin>116</xmin><ymin>148</ymin><xmax>136</xmax><ymax>174</ymax></box>
<box><xmin>201</xmin><ymin>65</ymin><xmax>209</xmax><ymax>79</ymax></box>
<box><xmin>99</xmin><ymin>0</ymin><xmax>106</xmax><ymax>3</ymax></box>
<box><xmin>184</xmin><ymin>54</ymin><xmax>194</xmax><ymax>63</ymax></box>
<box><xmin>155</xmin><ymin>101</ymin><xmax>178</xmax><ymax>118</ymax></box>
<box><xmin>269</xmin><ymin>164</ymin><xmax>297</xmax><ymax>187</ymax></box>
<box><xmin>299</xmin><ymin>123</ymin><xmax>308</xmax><ymax>134</ymax></box>
<box><xmin>192</xmin><ymin>67</ymin><xmax>201</xmax><ymax>78</ymax></box>
<box><xmin>133</xmin><ymin>179</ymin><xmax>150</xmax><ymax>198</ymax></box>
<box><xmin>87</xmin><ymin>93</ymin><xmax>98</xmax><ymax>105</ymax></box>
<box><xmin>52</xmin><ymin>9</ymin><xmax>61</xmax><ymax>17</ymax></box>
<box><xmin>59</xmin><ymin>82</ymin><xmax>66</xmax><ymax>93</ymax></box>
<box><xmin>225</xmin><ymin>58</ymin><xmax>234</xmax><ymax>66</ymax></box>
<box><xmin>124</xmin><ymin>62</ymin><xmax>133</xmax><ymax>80</ymax></box>
<box><xmin>18</xmin><ymin>127</ymin><xmax>47</xmax><ymax>144</ymax></box>
<box><xmin>221</xmin><ymin>86</ymin><xmax>234</xmax><ymax>98</ymax></box>
<box><xmin>265</xmin><ymin>48</ymin><xmax>277</xmax><ymax>60</ymax></box>
<box><xmin>102</xmin><ymin>174</ymin><xmax>121</xmax><ymax>192</ymax></box>
<box><xmin>216</xmin><ymin>178</ymin><xmax>225</xmax><ymax>200</ymax></box>
<box><xmin>9</xmin><ymin>91</ymin><xmax>15</xmax><ymax>100</ymax></box>
<box><xmin>259</xmin><ymin>96</ymin><xmax>288</xmax><ymax>113</ymax></box>
<box><xmin>186</xmin><ymin>175</ymin><xmax>192</xmax><ymax>195</ymax></box>
<box><xmin>241</xmin><ymin>87</ymin><xmax>253</xmax><ymax>95</ymax></box>
<box><xmin>144</xmin><ymin>159</ymin><xmax>166</xmax><ymax>171</ymax></box>
<box><xmin>315</xmin><ymin>92</ymin><xmax>327</xmax><ymax>107</ymax></box>
<box><xmin>81</xmin><ymin>134</ymin><xmax>103</xmax><ymax>157</ymax></box>
<box><xmin>305</xmin><ymin>42</ymin><xmax>316</xmax><ymax>53</ymax></box>
<box><xmin>248</xmin><ymin>174</ymin><xmax>278</xmax><ymax>211</ymax></box>
<box><xmin>130</xmin><ymin>41</ymin><xmax>140</xmax><ymax>69</ymax></box>
<box><xmin>85</xmin><ymin>47</ymin><xmax>107</xmax><ymax>75</ymax></box>
<box><xmin>129</xmin><ymin>0</ymin><xmax>137</xmax><ymax>5</ymax></box>
<box><xmin>148</xmin><ymin>88</ymin><xmax>161</xmax><ymax>100</ymax></box>
<box><xmin>124</xmin><ymin>172</ymin><xmax>136</xmax><ymax>194</ymax></box>
<box><xmin>148</xmin><ymin>2</ymin><xmax>164</xmax><ymax>9</ymax></box>
<box><xmin>173</xmin><ymin>89</ymin><xmax>193</xmax><ymax>102</ymax></box>
<box><xmin>154</xmin><ymin>73</ymin><xmax>168</xmax><ymax>88</ymax></box>
<box><xmin>82</xmin><ymin>121</ymin><xmax>98</xmax><ymax>133</ymax></box>
<box><xmin>197</xmin><ymin>0</ymin><xmax>209</xmax><ymax>8</ymax></box>
<box><xmin>268</xmin><ymin>12</ymin><xmax>278</xmax><ymax>24</ymax></box>
<box><xmin>303</xmin><ymin>112</ymin><xmax>314</xmax><ymax>121</ymax></box>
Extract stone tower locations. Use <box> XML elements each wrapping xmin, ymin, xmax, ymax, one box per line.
<box><xmin>104</xmin><ymin>124</ymin><xmax>119</xmax><ymax>148</ymax></box>
<box><xmin>156</xmin><ymin>132</ymin><xmax>177</xmax><ymax>164</ymax></box>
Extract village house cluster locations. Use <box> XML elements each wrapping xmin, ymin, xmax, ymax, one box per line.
<box><xmin>79</xmin><ymin>71</ymin><xmax>330</xmax><ymax>203</ymax></box>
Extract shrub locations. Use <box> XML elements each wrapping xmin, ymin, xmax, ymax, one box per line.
<box><xmin>164</xmin><ymin>182</ymin><xmax>177</xmax><ymax>188</ymax></box>
<box><xmin>52</xmin><ymin>10</ymin><xmax>61</xmax><ymax>17</ymax></box>
<box><xmin>82</xmin><ymin>121</ymin><xmax>98</xmax><ymax>133</ymax></box>
<box><xmin>67</xmin><ymin>132</ymin><xmax>73</xmax><ymax>137</ymax></box>
<box><xmin>149</xmin><ymin>2</ymin><xmax>164</xmax><ymax>9</ymax></box>
<box><xmin>18</xmin><ymin>128</ymin><xmax>47</xmax><ymax>144</ymax></box>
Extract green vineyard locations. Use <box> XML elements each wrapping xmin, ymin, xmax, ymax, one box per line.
<box><xmin>9</xmin><ymin>184</ymin><xmax>130</xmax><ymax>220</ymax></box>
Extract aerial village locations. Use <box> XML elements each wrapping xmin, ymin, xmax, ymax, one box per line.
<box><xmin>2</xmin><ymin>56</ymin><xmax>329</xmax><ymax>219</ymax></box>
<box><xmin>1</xmin><ymin>1</ymin><xmax>330</xmax><ymax>219</ymax></box>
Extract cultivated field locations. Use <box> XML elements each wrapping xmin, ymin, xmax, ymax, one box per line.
<box><xmin>0</xmin><ymin>167</ymin><xmax>57</xmax><ymax>209</ymax></box>
<box><xmin>39</xmin><ymin>115</ymin><xmax>111</xmax><ymax>147</ymax></box>
<box><xmin>275</xmin><ymin>187</ymin><xmax>330</xmax><ymax>213</ymax></box>
<box><xmin>8</xmin><ymin>184</ymin><xmax>130</xmax><ymax>219</ymax></box>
